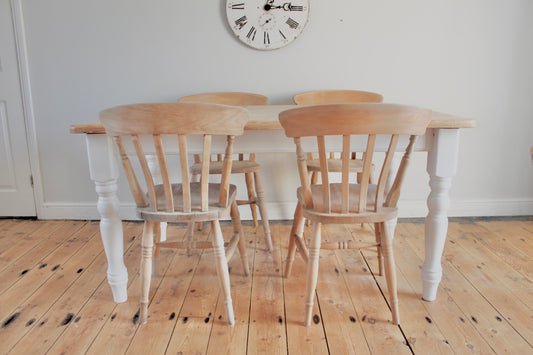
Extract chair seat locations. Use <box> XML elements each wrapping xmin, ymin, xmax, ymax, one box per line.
<box><xmin>306</xmin><ymin>158</ymin><xmax>364</xmax><ymax>172</ymax></box>
<box><xmin>297</xmin><ymin>183</ymin><xmax>397</xmax><ymax>223</ymax></box>
<box><xmin>139</xmin><ymin>183</ymin><xmax>237</xmax><ymax>222</ymax></box>
<box><xmin>190</xmin><ymin>160</ymin><xmax>261</xmax><ymax>175</ymax></box>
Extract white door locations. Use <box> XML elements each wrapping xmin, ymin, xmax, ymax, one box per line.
<box><xmin>0</xmin><ymin>0</ymin><xmax>36</xmax><ymax>216</ymax></box>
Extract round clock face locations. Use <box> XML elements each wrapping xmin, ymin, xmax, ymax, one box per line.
<box><xmin>226</xmin><ymin>1</ymin><xmax>309</xmax><ymax>50</ymax></box>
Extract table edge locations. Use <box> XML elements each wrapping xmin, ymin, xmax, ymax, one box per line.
<box><xmin>70</xmin><ymin>107</ymin><xmax>476</xmax><ymax>134</ymax></box>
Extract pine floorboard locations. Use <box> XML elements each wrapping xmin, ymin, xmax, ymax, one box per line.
<box><xmin>0</xmin><ymin>217</ymin><xmax>532</xmax><ymax>354</ymax></box>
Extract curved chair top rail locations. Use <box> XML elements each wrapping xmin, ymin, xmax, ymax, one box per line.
<box><xmin>279</xmin><ymin>103</ymin><xmax>431</xmax><ymax>138</ymax></box>
<box><xmin>293</xmin><ymin>90</ymin><xmax>383</xmax><ymax>105</ymax></box>
<box><xmin>178</xmin><ymin>92</ymin><xmax>268</xmax><ymax>106</ymax></box>
<box><xmin>100</xmin><ymin>102</ymin><xmax>249</xmax><ymax>136</ymax></box>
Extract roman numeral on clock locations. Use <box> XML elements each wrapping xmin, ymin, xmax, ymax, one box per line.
<box><xmin>231</xmin><ymin>3</ymin><xmax>245</xmax><ymax>9</ymax></box>
<box><xmin>286</xmin><ymin>18</ymin><xmax>299</xmax><ymax>29</ymax></box>
<box><xmin>264</xmin><ymin>32</ymin><xmax>270</xmax><ymax>45</ymax></box>
<box><xmin>247</xmin><ymin>26</ymin><xmax>257</xmax><ymax>40</ymax></box>
<box><xmin>235</xmin><ymin>16</ymin><xmax>247</xmax><ymax>29</ymax></box>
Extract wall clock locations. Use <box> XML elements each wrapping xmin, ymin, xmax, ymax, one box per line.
<box><xmin>226</xmin><ymin>1</ymin><xmax>309</xmax><ymax>50</ymax></box>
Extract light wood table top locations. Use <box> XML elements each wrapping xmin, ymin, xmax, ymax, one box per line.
<box><xmin>70</xmin><ymin>104</ymin><xmax>476</xmax><ymax>134</ymax></box>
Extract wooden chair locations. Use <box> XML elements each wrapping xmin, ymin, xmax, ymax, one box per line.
<box><xmin>100</xmin><ymin>102</ymin><xmax>251</xmax><ymax>326</ymax></box>
<box><xmin>178</xmin><ymin>92</ymin><xmax>273</xmax><ymax>251</ymax></box>
<box><xmin>280</xmin><ymin>103</ymin><xmax>431</xmax><ymax>326</ymax></box>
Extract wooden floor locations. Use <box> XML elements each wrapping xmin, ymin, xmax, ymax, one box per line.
<box><xmin>0</xmin><ymin>217</ymin><xmax>532</xmax><ymax>354</ymax></box>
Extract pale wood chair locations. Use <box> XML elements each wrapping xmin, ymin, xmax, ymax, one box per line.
<box><xmin>100</xmin><ymin>102</ymin><xmax>251</xmax><ymax>326</ymax></box>
<box><xmin>279</xmin><ymin>103</ymin><xmax>431</xmax><ymax>326</ymax></box>
<box><xmin>178</xmin><ymin>92</ymin><xmax>273</xmax><ymax>251</ymax></box>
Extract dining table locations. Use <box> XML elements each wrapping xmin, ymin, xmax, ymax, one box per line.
<box><xmin>70</xmin><ymin>104</ymin><xmax>475</xmax><ymax>304</ymax></box>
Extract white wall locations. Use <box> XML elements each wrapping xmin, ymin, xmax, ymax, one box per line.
<box><xmin>19</xmin><ymin>0</ymin><xmax>533</xmax><ymax>219</ymax></box>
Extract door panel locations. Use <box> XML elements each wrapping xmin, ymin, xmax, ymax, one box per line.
<box><xmin>0</xmin><ymin>0</ymin><xmax>36</xmax><ymax>216</ymax></box>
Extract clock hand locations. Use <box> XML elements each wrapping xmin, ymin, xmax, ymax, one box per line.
<box><xmin>284</xmin><ymin>3</ymin><xmax>304</xmax><ymax>11</ymax></box>
<box><xmin>263</xmin><ymin>1</ymin><xmax>275</xmax><ymax>11</ymax></box>
<box><xmin>266</xmin><ymin>3</ymin><xmax>304</xmax><ymax>11</ymax></box>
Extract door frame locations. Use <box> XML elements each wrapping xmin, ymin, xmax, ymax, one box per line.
<box><xmin>9</xmin><ymin>0</ymin><xmax>43</xmax><ymax>217</ymax></box>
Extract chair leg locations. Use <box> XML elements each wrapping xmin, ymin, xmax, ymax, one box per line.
<box><xmin>357</xmin><ymin>171</ymin><xmax>374</xmax><ymax>228</ymax></box>
<box><xmin>211</xmin><ymin>220</ymin><xmax>235</xmax><ymax>326</ymax></box>
<box><xmin>381</xmin><ymin>221</ymin><xmax>399</xmax><ymax>325</ymax></box>
<box><xmin>305</xmin><ymin>172</ymin><xmax>319</xmax><ymax>227</ymax></box>
<box><xmin>140</xmin><ymin>221</ymin><xmax>154</xmax><ymax>324</ymax></box>
<box><xmin>253</xmin><ymin>171</ymin><xmax>273</xmax><ymax>251</ymax></box>
<box><xmin>231</xmin><ymin>199</ymin><xmax>250</xmax><ymax>277</ymax></box>
<box><xmin>245</xmin><ymin>172</ymin><xmax>259</xmax><ymax>227</ymax></box>
<box><xmin>186</xmin><ymin>222</ymin><xmax>195</xmax><ymax>256</ymax></box>
<box><xmin>304</xmin><ymin>222</ymin><xmax>322</xmax><ymax>326</ymax></box>
<box><xmin>374</xmin><ymin>223</ymin><xmax>384</xmax><ymax>276</ymax></box>
<box><xmin>285</xmin><ymin>226</ymin><xmax>297</xmax><ymax>277</ymax></box>
<box><xmin>285</xmin><ymin>202</ymin><xmax>305</xmax><ymax>278</ymax></box>
<box><xmin>310</xmin><ymin>171</ymin><xmax>319</xmax><ymax>185</ymax></box>
<box><xmin>153</xmin><ymin>222</ymin><xmax>161</xmax><ymax>277</ymax></box>
<box><xmin>191</xmin><ymin>174</ymin><xmax>203</xmax><ymax>231</ymax></box>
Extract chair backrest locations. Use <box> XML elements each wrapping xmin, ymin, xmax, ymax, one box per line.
<box><xmin>178</xmin><ymin>92</ymin><xmax>268</xmax><ymax>106</ymax></box>
<box><xmin>293</xmin><ymin>90</ymin><xmax>383</xmax><ymax>105</ymax></box>
<box><xmin>279</xmin><ymin>103</ymin><xmax>431</xmax><ymax>213</ymax></box>
<box><xmin>100</xmin><ymin>103</ymin><xmax>249</xmax><ymax>213</ymax></box>
<box><xmin>178</xmin><ymin>92</ymin><xmax>268</xmax><ymax>163</ymax></box>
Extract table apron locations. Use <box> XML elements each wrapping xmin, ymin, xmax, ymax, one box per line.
<box><xmin>114</xmin><ymin>130</ymin><xmax>433</xmax><ymax>155</ymax></box>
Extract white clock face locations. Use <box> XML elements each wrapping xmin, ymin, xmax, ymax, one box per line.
<box><xmin>226</xmin><ymin>1</ymin><xmax>309</xmax><ymax>50</ymax></box>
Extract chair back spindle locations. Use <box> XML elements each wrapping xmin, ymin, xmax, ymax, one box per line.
<box><xmin>317</xmin><ymin>136</ymin><xmax>330</xmax><ymax>212</ymax></box>
<box><xmin>375</xmin><ymin>135</ymin><xmax>399</xmax><ymax>210</ymax></box>
<box><xmin>219</xmin><ymin>136</ymin><xmax>236</xmax><ymax>207</ymax></box>
<box><xmin>178</xmin><ymin>134</ymin><xmax>191</xmax><ymax>212</ymax></box>
<box><xmin>132</xmin><ymin>134</ymin><xmax>157</xmax><ymax>209</ymax></box>
<box><xmin>385</xmin><ymin>135</ymin><xmax>417</xmax><ymax>208</ymax></box>
<box><xmin>154</xmin><ymin>134</ymin><xmax>174</xmax><ymax>212</ymax></box>
<box><xmin>358</xmin><ymin>134</ymin><xmax>375</xmax><ymax>213</ymax></box>
<box><xmin>114</xmin><ymin>136</ymin><xmax>147</xmax><ymax>207</ymax></box>
<box><xmin>341</xmin><ymin>135</ymin><xmax>350</xmax><ymax>213</ymax></box>
<box><xmin>200</xmin><ymin>134</ymin><xmax>212</xmax><ymax>211</ymax></box>
<box><xmin>295</xmin><ymin>137</ymin><xmax>313</xmax><ymax>209</ymax></box>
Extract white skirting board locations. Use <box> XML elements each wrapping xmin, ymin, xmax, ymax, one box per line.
<box><xmin>36</xmin><ymin>198</ymin><xmax>533</xmax><ymax>220</ymax></box>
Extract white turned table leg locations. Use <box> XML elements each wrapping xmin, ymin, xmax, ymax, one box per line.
<box><xmin>87</xmin><ymin>134</ymin><xmax>128</xmax><ymax>303</ymax></box>
<box><xmin>95</xmin><ymin>180</ymin><xmax>128</xmax><ymax>302</ymax></box>
<box><xmin>423</xmin><ymin>129</ymin><xmax>460</xmax><ymax>301</ymax></box>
